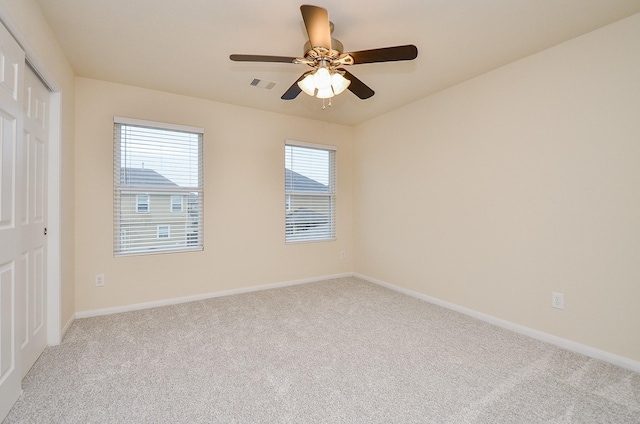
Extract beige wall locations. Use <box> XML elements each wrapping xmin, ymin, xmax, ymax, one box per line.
<box><xmin>74</xmin><ymin>78</ymin><xmax>353</xmax><ymax>312</ymax></box>
<box><xmin>353</xmin><ymin>14</ymin><xmax>640</xmax><ymax>361</ymax></box>
<box><xmin>0</xmin><ymin>0</ymin><xmax>76</xmax><ymax>332</ymax></box>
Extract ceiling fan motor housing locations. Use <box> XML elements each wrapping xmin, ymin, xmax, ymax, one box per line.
<box><xmin>303</xmin><ymin>38</ymin><xmax>344</xmax><ymax>55</ymax></box>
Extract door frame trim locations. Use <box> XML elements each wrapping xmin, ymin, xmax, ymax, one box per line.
<box><xmin>0</xmin><ymin>5</ymin><xmax>63</xmax><ymax>346</ymax></box>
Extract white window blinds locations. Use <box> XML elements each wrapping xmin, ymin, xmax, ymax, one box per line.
<box><xmin>285</xmin><ymin>140</ymin><xmax>336</xmax><ymax>243</ymax></box>
<box><xmin>114</xmin><ymin>117</ymin><xmax>204</xmax><ymax>256</ymax></box>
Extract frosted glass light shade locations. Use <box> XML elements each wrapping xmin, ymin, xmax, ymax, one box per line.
<box><xmin>314</xmin><ymin>67</ymin><xmax>332</xmax><ymax>90</ymax></box>
<box><xmin>298</xmin><ymin>74</ymin><xmax>316</xmax><ymax>96</ymax></box>
<box><xmin>296</xmin><ymin>67</ymin><xmax>350</xmax><ymax>100</ymax></box>
<box><xmin>316</xmin><ymin>86</ymin><xmax>334</xmax><ymax>99</ymax></box>
<box><xmin>331</xmin><ymin>73</ymin><xmax>351</xmax><ymax>95</ymax></box>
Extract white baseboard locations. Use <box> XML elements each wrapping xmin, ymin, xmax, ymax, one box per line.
<box><xmin>354</xmin><ymin>273</ymin><xmax>640</xmax><ymax>373</ymax></box>
<box><xmin>75</xmin><ymin>273</ymin><xmax>353</xmax><ymax>319</ymax></box>
<box><xmin>61</xmin><ymin>314</ymin><xmax>75</xmax><ymax>340</ymax></box>
<box><xmin>48</xmin><ymin>314</ymin><xmax>75</xmax><ymax>347</ymax></box>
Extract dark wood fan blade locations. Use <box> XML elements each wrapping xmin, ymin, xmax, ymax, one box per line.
<box><xmin>281</xmin><ymin>72</ymin><xmax>312</xmax><ymax>100</ymax></box>
<box><xmin>230</xmin><ymin>54</ymin><xmax>298</xmax><ymax>63</ymax></box>
<box><xmin>300</xmin><ymin>5</ymin><xmax>331</xmax><ymax>50</ymax></box>
<box><xmin>347</xmin><ymin>45</ymin><xmax>418</xmax><ymax>65</ymax></box>
<box><xmin>340</xmin><ymin>69</ymin><xmax>375</xmax><ymax>99</ymax></box>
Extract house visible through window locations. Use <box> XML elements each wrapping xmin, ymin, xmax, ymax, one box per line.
<box><xmin>114</xmin><ymin>117</ymin><xmax>204</xmax><ymax>256</ymax></box>
<box><xmin>285</xmin><ymin>140</ymin><xmax>336</xmax><ymax>242</ymax></box>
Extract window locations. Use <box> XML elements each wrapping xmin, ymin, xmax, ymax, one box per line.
<box><xmin>285</xmin><ymin>140</ymin><xmax>336</xmax><ymax>242</ymax></box>
<box><xmin>120</xmin><ymin>229</ymin><xmax>130</xmax><ymax>250</ymax></box>
<box><xmin>114</xmin><ymin>117</ymin><xmax>204</xmax><ymax>256</ymax></box>
<box><xmin>171</xmin><ymin>195</ymin><xmax>183</xmax><ymax>212</ymax></box>
<box><xmin>157</xmin><ymin>225</ymin><xmax>170</xmax><ymax>239</ymax></box>
<box><xmin>136</xmin><ymin>194</ymin><xmax>149</xmax><ymax>213</ymax></box>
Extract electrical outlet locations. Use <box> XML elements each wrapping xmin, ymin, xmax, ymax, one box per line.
<box><xmin>552</xmin><ymin>292</ymin><xmax>564</xmax><ymax>309</ymax></box>
<box><xmin>340</xmin><ymin>250</ymin><xmax>346</xmax><ymax>259</ymax></box>
<box><xmin>95</xmin><ymin>274</ymin><xmax>105</xmax><ymax>287</ymax></box>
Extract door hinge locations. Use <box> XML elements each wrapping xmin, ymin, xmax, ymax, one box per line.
<box><xmin>44</xmin><ymin>227</ymin><xmax>48</xmax><ymax>236</ymax></box>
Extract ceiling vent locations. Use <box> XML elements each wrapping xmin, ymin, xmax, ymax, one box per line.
<box><xmin>250</xmin><ymin>78</ymin><xmax>277</xmax><ymax>90</ymax></box>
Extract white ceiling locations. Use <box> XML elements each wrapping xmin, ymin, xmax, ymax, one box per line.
<box><xmin>35</xmin><ymin>0</ymin><xmax>640</xmax><ymax>126</ymax></box>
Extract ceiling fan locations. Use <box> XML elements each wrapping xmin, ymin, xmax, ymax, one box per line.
<box><xmin>230</xmin><ymin>4</ymin><xmax>418</xmax><ymax>105</ymax></box>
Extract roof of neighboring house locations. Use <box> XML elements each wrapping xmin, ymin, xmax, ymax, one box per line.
<box><xmin>120</xmin><ymin>167</ymin><xmax>178</xmax><ymax>187</ymax></box>
<box><xmin>285</xmin><ymin>169</ymin><xmax>328</xmax><ymax>192</ymax></box>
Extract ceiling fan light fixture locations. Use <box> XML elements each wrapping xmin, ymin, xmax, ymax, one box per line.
<box><xmin>298</xmin><ymin>74</ymin><xmax>316</xmax><ymax>96</ymax></box>
<box><xmin>331</xmin><ymin>72</ymin><xmax>351</xmax><ymax>95</ymax></box>
<box><xmin>299</xmin><ymin>66</ymin><xmax>348</xmax><ymax>99</ymax></box>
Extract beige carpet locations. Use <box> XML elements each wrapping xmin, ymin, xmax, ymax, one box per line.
<box><xmin>4</xmin><ymin>277</ymin><xmax>640</xmax><ymax>423</ymax></box>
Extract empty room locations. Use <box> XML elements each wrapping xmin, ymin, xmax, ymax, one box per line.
<box><xmin>0</xmin><ymin>0</ymin><xmax>639</xmax><ymax>422</ymax></box>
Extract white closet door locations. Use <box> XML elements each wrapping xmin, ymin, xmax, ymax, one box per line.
<box><xmin>20</xmin><ymin>65</ymin><xmax>49</xmax><ymax>378</ymax></box>
<box><xmin>0</xmin><ymin>19</ymin><xmax>26</xmax><ymax>421</ymax></box>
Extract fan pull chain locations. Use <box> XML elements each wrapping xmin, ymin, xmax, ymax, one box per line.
<box><xmin>321</xmin><ymin>98</ymin><xmax>333</xmax><ymax>110</ymax></box>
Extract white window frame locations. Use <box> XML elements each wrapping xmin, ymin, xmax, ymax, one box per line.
<box><xmin>170</xmin><ymin>195</ymin><xmax>183</xmax><ymax>213</ymax></box>
<box><xmin>157</xmin><ymin>225</ymin><xmax>170</xmax><ymax>239</ymax></box>
<box><xmin>114</xmin><ymin>117</ymin><xmax>204</xmax><ymax>256</ymax></box>
<box><xmin>285</xmin><ymin>140</ymin><xmax>336</xmax><ymax>243</ymax></box>
<box><xmin>136</xmin><ymin>194</ymin><xmax>150</xmax><ymax>213</ymax></box>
